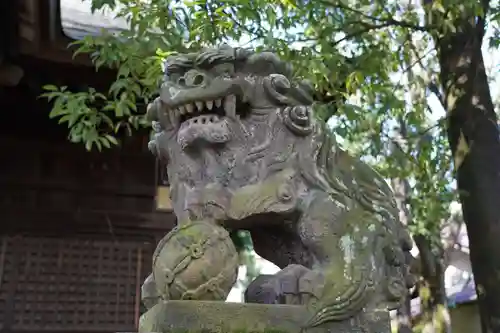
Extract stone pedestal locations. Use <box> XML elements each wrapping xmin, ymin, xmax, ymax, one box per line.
<box><xmin>139</xmin><ymin>301</ymin><xmax>391</xmax><ymax>333</ymax></box>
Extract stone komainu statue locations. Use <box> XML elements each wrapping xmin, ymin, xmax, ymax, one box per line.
<box><xmin>144</xmin><ymin>45</ymin><xmax>415</xmax><ymax>330</ymax></box>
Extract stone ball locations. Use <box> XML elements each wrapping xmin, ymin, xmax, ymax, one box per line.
<box><xmin>152</xmin><ymin>221</ymin><xmax>239</xmax><ymax>301</ymax></box>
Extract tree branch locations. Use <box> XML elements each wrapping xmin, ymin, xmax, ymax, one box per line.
<box><xmin>320</xmin><ymin>0</ymin><xmax>431</xmax><ymax>32</ymax></box>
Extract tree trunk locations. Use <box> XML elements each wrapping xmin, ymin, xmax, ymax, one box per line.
<box><xmin>392</xmin><ymin>175</ymin><xmax>414</xmax><ymax>333</ymax></box>
<box><xmin>432</xmin><ymin>6</ymin><xmax>500</xmax><ymax>332</ymax></box>
<box><xmin>396</xmin><ymin>296</ymin><xmax>414</xmax><ymax>333</ymax></box>
<box><xmin>414</xmin><ymin>235</ymin><xmax>451</xmax><ymax>333</ymax></box>
<box><xmin>391</xmin><ymin>118</ymin><xmax>416</xmax><ymax>333</ymax></box>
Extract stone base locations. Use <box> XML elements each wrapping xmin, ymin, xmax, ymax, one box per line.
<box><xmin>139</xmin><ymin>301</ymin><xmax>391</xmax><ymax>333</ymax></box>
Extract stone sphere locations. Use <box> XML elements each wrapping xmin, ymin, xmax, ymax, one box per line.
<box><xmin>152</xmin><ymin>221</ymin><xmax>239</xmax><ymax>301</ymax></box>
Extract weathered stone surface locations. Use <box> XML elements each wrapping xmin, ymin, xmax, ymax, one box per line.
<box><xmin>139</xmin><ymin>301</ymin><xmax>391</xmax><ymax>333</ymax></box>
<box><xmin>142</xmin><ymin>44</ymin><xmax>415</xmax><ymax>332</ymax></box>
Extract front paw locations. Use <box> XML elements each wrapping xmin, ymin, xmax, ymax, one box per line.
<box><xmin>244</xmin><ymin>264</ymin><xmax>325</xmax><ymax>305</ymax></box>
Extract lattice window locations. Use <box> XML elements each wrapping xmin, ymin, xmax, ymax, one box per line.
<box><xmin>0</xmin><ymin>235</ymin><xmax>154</xmax><ymax>331</ymax></box>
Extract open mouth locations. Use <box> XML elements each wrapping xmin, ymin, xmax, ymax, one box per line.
<box><xmin>168</xmin><ymin>94</ymin><xmax>248</xmax><ymax>127</ymax></box>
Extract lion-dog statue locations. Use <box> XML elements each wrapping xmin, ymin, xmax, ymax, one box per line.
<box><xmin>142</xmin><ymin>44</ymin><xmax>415</xmax><ymax>332</ymax></box>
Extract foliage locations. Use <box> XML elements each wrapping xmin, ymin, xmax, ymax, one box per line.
<box><xmin>44</xmin><ymin>0</ymin><xmax>500</xmax><ymax>309</ymax></box>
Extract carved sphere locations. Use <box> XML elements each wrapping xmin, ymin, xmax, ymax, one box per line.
<box><xmin>152</xmin><ymin>221</ymin><xmax>239</xmax><ymax>301</ymax></box>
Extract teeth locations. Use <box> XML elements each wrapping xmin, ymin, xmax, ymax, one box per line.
<box><xmin>224</xmin><ymin>94</ymin><xmax>236</xmax><ymax>118</ymax></box>
<box><xmin>195</xmin><ymin>101</ymin><xmax>204</xmax><ymax>111</ymax></box>
<box><xmin>152</xmin><ymin>121</ymin><xmax>162</xmax><ymax>133</ymax></box>
<box><xmin>173</xmin><ymin>97</ymin><xmax>232</xmax><ymax>127</ymax></box>
<box><xmin>168</xmin><ymin>109</ymin><xmax>178</xmax><ymax>127</ymax></box>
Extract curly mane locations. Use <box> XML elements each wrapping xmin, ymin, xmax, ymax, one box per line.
<box><xmin>303</xmin><ymin>120</ymin><xmax>414</xmax><ymax>309</ymax></box>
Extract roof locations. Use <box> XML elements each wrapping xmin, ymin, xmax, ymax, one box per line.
<box><xmin>60</xmin><ymin>0</ymin><xmax>128</xmax><ymax>40</ymax></box>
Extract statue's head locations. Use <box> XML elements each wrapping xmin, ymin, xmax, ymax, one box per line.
<box><xmin>147</xmin><ymin>45</ymin><xmax>323</xmax><ymax>223</ymax></box>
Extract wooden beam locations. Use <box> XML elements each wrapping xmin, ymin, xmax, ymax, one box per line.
<box><xmin>0</xmin><ymin>179</ymin><xmax>156</xmax><ymax>198</ymax></box>
<box><xmin>0</xmin><ymin>208</ymin><xmax>176</xmax><ymax>234</ymax></box>
<box><xmin>18</xmin><ymin>0</ymin><xmax>42</xmax><ymax>47</ymax></box>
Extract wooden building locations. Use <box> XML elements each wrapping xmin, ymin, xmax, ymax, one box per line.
<box><xmin>0</xmin><ymin>1</ymin><xmax>175</xmax><ymax>332</ymax></box>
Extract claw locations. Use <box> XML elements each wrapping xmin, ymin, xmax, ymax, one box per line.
<box><xmin>244</xmin><ymin>265</ymin><xmax>324</xmax><ymax>306</ymax></box>
<box><xmin>244</xmin><ymin>275</ymin><xmax>280</xmax><ymax>304</ymax></box>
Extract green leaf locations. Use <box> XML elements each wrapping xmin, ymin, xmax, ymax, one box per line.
<box><xmin>115</xmin><ymin>102</ymin><xmax>126</xmax><ymax>117</ymax></box>
<box><xmin>42</xmin><ymin>85</ymin><xmax>59</xmax><ymax>91</ymax></box>
<box><xmin>58</xmin><ymin>114</ymin><xmax>72</xmax><ymax>124</ymax></box>
<box><xmin>95</xmin><ymin>139</ymin><xmax>102</xmax><ymax>151</ymax></box>
<box><xmin>100</xmin><ymin>137</ymin><xmax>111</xmax><ymax>149</ymax></box>
<box><xmin>85</xmin><ymin>140</ymin><xmax>93</xmax><ymax>151</ymax></box>
<box><xmin>118</xmin><ymin>65</ymin><xmax>131</xmax><ymax>78</ymax></box>
<box><xmin>105</xmin><ymin>135</ymin><xmax>118</xmax><ymax>146</ymax></box>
